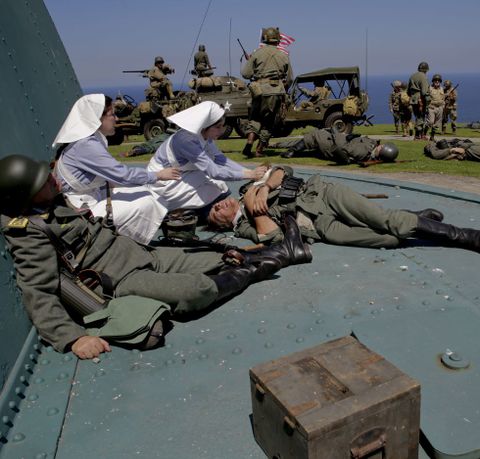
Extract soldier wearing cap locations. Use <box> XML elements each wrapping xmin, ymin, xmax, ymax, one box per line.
<box><xmin>426</xmin><ymin>74</ymin><xmax>445</xmax><ymax>141</ymax></box>
<box><xmin>407</xmin><ymin>62</ymin><xmax>430</xmax><ymax>140</ymax></box>
<box><xmin>241</xmin><ymin>27</ymin><xmax>293</xmax><ymax>158</ymax></box>
<box><xmin>146</xmin><ymin>56</ymin><xmax>175</xmax><ymax>100</ymax></box>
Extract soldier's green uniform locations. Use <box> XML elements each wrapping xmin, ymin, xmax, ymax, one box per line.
<box><xmin>146</xmin><ymin>57</ymin><xmax>175</xmax><ymax>100</ymax></box>
<box><xmin>234</xmin><ymin>167</ymin><xmax>418</xmax><ymax>248</ymax></box>
<box><xmin>1</xmin><ymin>200</ymin><xmax>224</xmax><ymax>352</ymax></box>
<box><xmin>273</xmin><ymin>129</ymin><xmax>379</xmax><ymax>164</ymax></box>
<box><xmin>426</xmin><ymin>82</ymin><xmax>445</xmax><ymax>139</ymax></box>
<box><xmin>241</xmin><ymin>38</ymin><xmax>292</xmax><ymax>145</ymax></box>
<box><xmin>424</xmin><ymin>140</ymin><xmax>480</xmax><ymax>161</ymax></box>
<box><xmin>299</xmin><ymin>85</ymin><xmax>330</xmax><ymax>110</ymax></box>
<box><xmin>398</xmin><ymin>84</ymin><xmax>413</xmax><ymax>137</ymax></box>
<box><xmin>408</xmin><ymin>63</ymin><xmax>430</xmax><ymax>138</ymax></box>
<box><xmin>389</xmin><ymin>84</ymin><xmax>402</xmax><ymax>134</ymax></box>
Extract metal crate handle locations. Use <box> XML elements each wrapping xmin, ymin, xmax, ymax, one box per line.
<box><xmin>350</xmin><ymin>427</ymin><xmax>386</xmax><ymax>459</ymax></box>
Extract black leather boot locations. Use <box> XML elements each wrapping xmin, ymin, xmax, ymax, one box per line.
<box><xmin>210</xmin><ymin>259</ymin><xmax>281</xmax><ymax>302</ymax></box>
<box><xmin>281</xmin><ymin>139</ymin><xmax>306</xmax><ymax>159</ymax></box>
<box><xmin>225</xmin><ymin>214</ymin><xmax>313</xmax><ymax>268</ymax></box>
<box><xmin>407</xmin><ymin>208</ymin><xmax>444</xmax><ymax>222</ymax></box>
<box><xmin>416</xmin><ymin>216</ymin><xmax>480</xmax><ymax>252</ymax></box>
<box><xmin>242</xmin><ymin>132</ymin><xmax>257</xmax><ymax>158</ymax></box>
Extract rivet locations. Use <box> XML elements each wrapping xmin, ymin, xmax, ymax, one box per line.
<box><xmin>227</xmin><ymin>333</ymin><xmax>236</xmax><ymax>339</ymax></box>
<box><xmin>436</xmin><ymin>289</ymin><xmax>444</xmax><ymax>295</ymax></box>
<box><xmin>344</xmin><ymin>314</ymin><xmax>352</xmax><ymax>319</ymax></box>
<box><xmin>56</xmin><ymin>372</ymin><xmax>69</xmax><ymax>380</ymax></box>
<box><xmin>12</xmin><ymin>432</ymin><xmax>25</xmax><ymax>442</ymax></box>
<box><xmin>46</xmin><ymin>346</ymin><xmax>54</xmax><ymax>353</ymax></box>
<box><xmin>232</xmin><ymin>347</ymin><xmax>242</xmax><ymax>355</ymax></box>
<box><xmin>47</xmin><ymin>407</ymin><xmax>59</xmax><ymax>416</ymax></box>
<box><xmin>95</xmin><ymin>369</ymin><xmax>106</xmax><ymax>377</ymax></box>
<box><xmin>35</xmin><ymin>453</ymin><xmax>48</xmax><ymax>459</ymax></box>
<box><xmin>286</xmin><ymin>323</ymin><xmax>296</xmax><ymax>329</ymax></box>
<box><xmin>195</xmin><ymin>338</ymin><xmax>205</xmax><ymax>345</ymax></box>
<box><xmin>29</xmin><ymin>353</ymin><xmax>37</xmax><ymax>362</ymax></box>
<box><xmin>63</xmin><ymin>355</ymin><xmax>73</xmax><ymax>362</ymax></box>
<box><xmin>422</xmin><ymin>300</ymin><xmax>430</xmax><ymax>306</ymax></box>
<box><xmin>198</xmin><ymin>354</ymin><xmax>208</xmax><ymax>361</ymax></box>
<box><xmin>296</xmin><ymin>337</ymin><xmax>305</xmax><ymax>343</ymax></box>
<box><xmin>315</xmin><ymin>319</ymin><xmax>324</xmax><ymax>324</ymax></box>
<box><xmin>8</xmin><ymin>401</ymin><xmax>17</xmax><ymax>411</ymax></box>
<box><xmin>40</xmin><ymin>359</ymin><xmax>50</xmax><ymax>365</ymax></box>
<box><xmin>264</xmin><ymin>342</ymin><xmax>273</xmax><ymax>349</ymax></box>
<box><xmin>165</xmin><ymin>343</ymin><xmax>173</xmax><ymax>349</ymax></box>
<box><xmin>27</xmin><ymin>394</ymin><xmax>39</xmax><ymax>401</ymax></box>
<box><xmin>326</xmin><ymin>332</ymin><xmax>335</xmax><ymax>338</ymax></box>
<box><xmin>257</xmin><ymin>328</ymin><xmax>266</xmax><ymax>334</ymax></box>
<box><xmin>396</xmin><ymin>304</ymin><xmax>406</xmax><ymax>310</ymax></box>
<box><xmin>14</xmin><ymin>387</ymin><xmax>23</xmax><ymax>396</ymax></box>
<box><xmin>19</xmin><ymin>375</ymin><xmax>28</xmax><ymax>385</ymax></box>
<box><xmin>165</xmin><ymin>358</ymin><xmax>176</xmax><ymax>365</ymax></box>
<box><xmin>371</xmin><ymin>309</ymin><xmax>379</xmax><ymax>315</ymax></box>
<box><xmin>2</xmin><ymin>416</ymin><xmax>11</xmax><ymax>426</ymax></box>
<box><xmin>34</xmin><ymin>377</ymin><xmax>44</xmax><ymax>384</ymax></box>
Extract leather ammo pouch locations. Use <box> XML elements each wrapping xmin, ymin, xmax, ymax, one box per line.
<box><xmin>278</xmin><ymin>175</ymin><xmax>305</xmax><ymax>203</ymax></box>
<box><xmin>29</xmin><ymin>216</ymin><xmax>112</xmax><ymax>318</ymax></box>
<box><xmin>161</xmin><ymin>209</ymin><xmax>198</xmax><ymax>242</ymax></box>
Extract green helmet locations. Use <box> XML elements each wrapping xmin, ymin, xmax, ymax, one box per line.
<box><xmin>198</xmin><ymin>44</ymin><xmax>206</xmax><ymax>52</ymax></box>
<box><xmin>418</xmin><ymin>61</ymin><xmax>429</xmax><ymax>72</ymax></box>
<box><xmin>432</xmin><ymin>74</ymin><xmax>442</xmax><ymax>82</ymax></box>
<box><xmin>154</xmin><ymin>56</ymin><xmax>164</xmax><ymax>64</ymax></box>
<box><xmin>379</xmin><ymin>143</ymin><xmax>399</xmax><ymax>162</ymax></box>
<box><xmin>0</xmin><ymin>155</ymin><xmax>50</xmax><ymax>215</ymax></box>
<box><xmin>262</xmin><ymin>27</ymin><xmax>281</xmax><ymax>44</ymax></box>
<box><xmin>444</xmin><ymin>79</ymin><xmax>452</xmax><ymax>87</ymax></box>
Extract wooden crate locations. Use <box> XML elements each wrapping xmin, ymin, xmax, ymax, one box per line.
<box><xmin>250</xmin><ymin>336</ymin><xmax>420</xmax><ymax>459</ymax></box>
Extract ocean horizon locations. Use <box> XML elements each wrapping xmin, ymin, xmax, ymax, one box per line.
<box><xmin>84</xmin><ymin>72</ymin><xmax>480</xmax><ymax>125</ymax></box>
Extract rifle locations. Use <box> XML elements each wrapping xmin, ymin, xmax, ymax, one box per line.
<box><xmin>237</xmin><ymin>38</ymin><xmax>250</xmax><ymax>61</ymax></box>
<box><xmin>122</xmin><ymin>70</ymin><xmax>148</xmax><ymax>77</ymax></box>
<box><xmin>443</xmin><ymin>83</ymin><xmax>459</xmax><ymax>117</ymax></box>
<box><xmin>358</xmin><ymin>159</ymin><xmax>415</xmax><ymax>168</ymax></box>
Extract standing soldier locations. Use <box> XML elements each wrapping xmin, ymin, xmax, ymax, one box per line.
<box><xmin>241</xmin><ymin>27</ymin><xmax>293</xmax><ymax>158</ymax></box>
<box><xmin>146</xmin><ymin>56</ymin><xmax>175</xmax><ymax>100</ymax></box>
<box><xmin>398</xmin><ymin>82</ymin><xmax>413</xmax><ymax>137</ymax></box>
<box><xmin>193</xmin><ymin>44</ymin><xmax>214</xmax><ymax>77</ymax></box>
<box><xmin>426</xmin><ymin>74</ymin><xmax>445</xmax><ymax>141</ymax></box>
<box><xmin>389</xmin><ymin>80</ymin><xmax>402</xmax><ymax>134</ymax></box>
<box><xmin>408</xmin><ymin>61</ymin><xmax>430</xmax><ymax>140</ymax></box>
<box><xmin>442</xmin><ymin>80</ymin><xmax>458</xmax><ymax>134</ymax></box>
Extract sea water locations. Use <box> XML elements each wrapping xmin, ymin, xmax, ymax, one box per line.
<box><xmin>84</xmin><ymin>72</ymin><xmax>479</xmax><ymax>125</ymax></box>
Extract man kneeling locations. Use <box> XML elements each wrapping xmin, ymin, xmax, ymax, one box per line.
<box><xmin>0</xmin><ymin>155</ymin><xmax>311</xmax><ymax>360</ymax></box>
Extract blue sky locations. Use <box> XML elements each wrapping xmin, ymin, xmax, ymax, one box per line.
<box><xmin>44</xmin><ymin>0</ymin><xmax>480</xmax><ymax>88</ymax></box>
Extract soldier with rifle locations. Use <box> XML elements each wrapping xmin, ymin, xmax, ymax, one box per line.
<box><xmin>240</xmin><ymin>27</ymin><xmax>293</xmax><ymax>158</ymax></box>
<box><xmin>270</xmin><ymin>127</ymin><xmax>399</xmax><ymax>165</ymax></box>
<box><xmin>442</xmin><ymin>80</ymin><xmax>459</xmax><ymax>134</ymax></box>
<box><xmin>408</xmin><ymin>62</ymin><xmax>430</xmax><ymax>140</ymax></box>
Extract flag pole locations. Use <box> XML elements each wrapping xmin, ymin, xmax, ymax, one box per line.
<box><xmin>365</xmin><ymin>28</ymin><xmax>369</xmax><ymax>92</ymax></box>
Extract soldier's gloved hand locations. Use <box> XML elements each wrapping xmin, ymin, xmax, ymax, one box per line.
<box><xmin>71</xmin><ymin>336</ymin><xmax>111</xmax><ymax>360</ymax></box>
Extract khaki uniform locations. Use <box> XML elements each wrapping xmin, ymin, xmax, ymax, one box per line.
<box><xmin>1</xmin><ymin>200</ymin><xmax>223</xmax><ymax>352</ymax></box>
<box><xmin>299</xmin><ymin>86</ymin><xmax>330</xmax><ymax>110</ymax></box>
<box><xmin>194</xmin><ymin>50</ymin><xmax>213</xmax><ymax>77</ymax></box>
<box><xmin>426</xmin><ymin>86</ymin><xmax>445</xmax><ymax>135</ymax></box>
<box><xmin>398</xmin><ymin>89</ymin><xmax>413</xmax><ymax>136</ymax></box>
<box><xmin>234</xmin><ymin>167</ymin><xmax>418</xmax><ymax>248</ymax></box>
<box><xmin>241</xmin><ymin>44</ymin><xmax>292</xmax><ymax>143</ymax></box>
<box><xmin>146</xmin><ymin>65</ymin><xmax>174</xmax><ymax>100</ymax></box>
<box><xmin>443</xmin><ymin>87</ymin><xmax>457</xmax><ymax>133</ymax></box>
<box><xmin>389</xmin><ymin>89</ymin><xmax>401</xmax><ymax>133</ymax></box>
<box><xmin>424</xmin><ymin>140</ymin><xmax>480</xmax><ymax>161</ymax></box>
<box><xmin>407</xmin><ymin>71</ymin><xmax>429</xmax><ymax>134</ymax></box>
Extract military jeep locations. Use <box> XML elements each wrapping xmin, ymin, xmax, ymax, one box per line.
<box><xmin>281</xmin><ymin>66</ymin><xmax>370</xmax><ymax>135</ymax></box>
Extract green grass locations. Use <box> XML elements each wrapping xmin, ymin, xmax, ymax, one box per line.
<box><xmin>109</xmin><ymin>124</ymin><xmax>480</xmax><ymax>178</ymax></box>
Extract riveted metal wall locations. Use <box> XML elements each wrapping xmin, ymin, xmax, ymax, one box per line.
<box><xmin>0</xmin><ymin>0</ymin><xmax>82</xmax><ymax>393</ymax></box>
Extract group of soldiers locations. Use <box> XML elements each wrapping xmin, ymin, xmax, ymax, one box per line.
<box><xmin>389</xmin><ymin>62</ymin><xmax>458</xmax><ymax>140</ymax></box>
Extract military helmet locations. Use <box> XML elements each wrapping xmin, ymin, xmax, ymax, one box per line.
<box><xmin>0</xmin><ymin>155</ymin><xmax>50</xmax><ymax>215</ymax></box>
<box><xmin>432</xmin><ymin>74</ymin><xmax>442</xmax><ymax>82</ymax></box>
<box><xmin>392</xmin><ymin>80</ymin><xmax>402</xmax><ymax>88</ymax></box>
<box><xmin>154</xmin><ymin>56</ymin><xmax>165</xmax><ymax>64</ymax></box>
<box><xmin>262</xmin><ymin>27</ymin><xmax>281</xmax><ymax>44</ymax></box>
<box><xmin>436</xmin><ymin>139</ymin><xmax>450</xmax><ymax>149</ymax></box>
<box><xmin>379</xmin><ymin>143</ymin><xmax>399</xmax><ymax>162</ymax></box>
<box><xmin>444</xmin><ymin>79</ymin><xmax>452</xmax><ymax>87</ymax></box>
<box><xmin>418</xmin><ymin>61</ymin><xmax>429</xmax><ymax>72</ymax></box>
<box><xmin>198</xmin><ymin>44</ymin><xmax>206</xmax><ymax>52</ymax></box>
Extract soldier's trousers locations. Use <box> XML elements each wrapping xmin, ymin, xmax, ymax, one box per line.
<box><xmin>116</xmin><ymin>246</ymin><xmax>224</xmax><ymax>315</ymax></box>
<box><xmin>411</xmin><ymin>104</ymin><xmax>425</xmax><ymax>132</ymax></box>
<box><xmin>312</xmin><ymin>182</ymin><xmax>418</xmax><ymax>248</ymax></box>
<box><xmin>426</xmin><ymin>105</ymin><xmax>444</xmax><ymax>133</ymax></box>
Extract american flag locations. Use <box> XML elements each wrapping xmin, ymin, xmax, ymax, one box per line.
<box><xmin>259</xmin><ymin>30</ymin><xmax>295</xmax><ymax>55</ymax></box>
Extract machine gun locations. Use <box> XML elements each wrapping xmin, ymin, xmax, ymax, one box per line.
<box><xmin>237</xmin><ymin>38</ymin><xmax>250</xmax><ymax>61</ymax></box>
<box><xmin>122</xmin><ymin>70</ymin><xmax>149</xmax><ymax>77</ymax></box>
<box><xmin>190</xmin><ymin>66</ymin><xmax>217</xmax><ymax>76</ymax></box>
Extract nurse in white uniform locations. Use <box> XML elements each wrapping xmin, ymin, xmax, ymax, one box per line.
<box><xmin>148</xmin><ymin>101</ymin><xmax>267</xmax><ymax>219</ymax></box>
<box><xmin>53</xmin><ymin>94</ymin><xmax>180</xmax><ymax>244</ymax></box>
